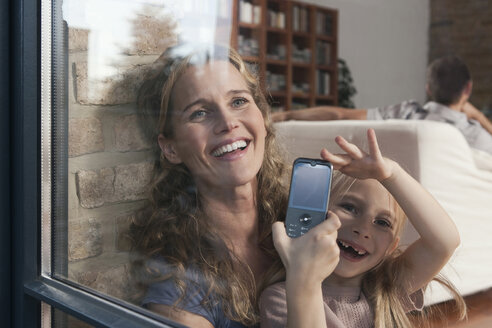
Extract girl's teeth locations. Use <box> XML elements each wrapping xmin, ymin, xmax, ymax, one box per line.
<box><xmin>339</xmin><ymin>240</ymin><xmax>366</xmax><ymax>255</ymax></box>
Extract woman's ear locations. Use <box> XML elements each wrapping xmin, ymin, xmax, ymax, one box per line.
<box><xmin>158</xmin><ymin>133</ymin><xmax>182</xmax><ymax>164</ymax></box>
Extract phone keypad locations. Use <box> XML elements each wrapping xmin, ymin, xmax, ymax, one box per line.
<box><xmin>285</xmin><ymin>209</ymin><xmax>325</xmax><ymax>238</ymax></box>
<box><xmin>287</xmin><ymin>223</ymin><xmax>300</xmax><ymax>237</ymax></box>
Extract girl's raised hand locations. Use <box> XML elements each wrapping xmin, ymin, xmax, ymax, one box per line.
<box><xmin>320</xmin><ymin>128</ymin><xmax>395</xmax><ymax>181</ymax></box>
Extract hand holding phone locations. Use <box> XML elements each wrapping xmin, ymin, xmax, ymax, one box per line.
<box><xmin>285</xmin><ymin>158</ymin><xmax>333</xmax><ymax>238</ymax></box>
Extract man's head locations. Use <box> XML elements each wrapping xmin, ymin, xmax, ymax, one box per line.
<box><xmin>426</xmin><ymin>55</ymin><xmax>472</xmax><ymax>106</ymax></box>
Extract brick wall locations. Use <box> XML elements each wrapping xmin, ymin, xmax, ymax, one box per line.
<box><xmin>67</xmin><ymin>14</ymin><xmax>176</xmax><ymax>303</ymax></box>
<box><xmin>429</xmin><ymin>0</ymin><xmax>492</xmax><ymax>116</ymax></box>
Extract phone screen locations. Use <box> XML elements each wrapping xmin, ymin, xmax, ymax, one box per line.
<box><xmin>288</xmin><ymin>162</ymin><xmax>332</xmax><ymax>211</ymax></box>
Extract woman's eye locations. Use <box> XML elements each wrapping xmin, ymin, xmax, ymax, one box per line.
<box><xmin>231</xmin><ymin>97</ymin><xmax>248</xmax><ymax>108</ymax></box>
<box><xmin>189</xmin><ymin>109</ymin><xmax>207</xmax><ymax>121</ymax></box>
<box><xmin>374</xmin><ymin>218</ymin><xmax>392</xmax><ymax>228</ymax></box>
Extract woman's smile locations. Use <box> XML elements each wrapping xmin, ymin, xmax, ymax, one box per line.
<box><xmin>211</xmin><ymin>138</ymin><xmax>250</xmax><ymax>159</ymax></box>
<box><xmin>160</xmin><ymin>60</ymin><xmax>267</xmax><ymax>189</ymax></box>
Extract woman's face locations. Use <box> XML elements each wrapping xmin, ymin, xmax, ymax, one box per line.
<box><xmin>330</xmin><ymin>179</ymin><xmax>400</xmax><ymax>285</ymax></box>
<box><xmin>159</xmin><ymin>61</ymin><xmax>267</xmax><ymax>191</ymax></box>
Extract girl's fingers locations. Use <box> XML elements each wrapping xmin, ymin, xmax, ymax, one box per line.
<box><xmin>320</xmin><ymin>149</ymin><xmax>352</xmax><ymax>169</ymax></box>
<box><xmin>324</xmin><ymin>211</ymin><xmax>341</xmax><ymax>231</ymax></box>
<box><xmin>272</xmin><ymin>221</ymin><xmax>289</xmax><ymax>250</ymax></box>
<box><xmin>310</xmin><ymin>213</ymin><xmax>340</xmax><ymax>235</ymax></box>
<box><xmin>320</xmin><ymin>148</ymin><xmax>333</xmax><ymax>160</ymax></box>
<box><xmin>367</xmin><ymin>129</ymin><xmax>383</xmax><ymax>159</ymax></box>
<box><xmin>335</xmin><ymin>136</ymin><xmax>364</xmax><ymax>159</ymax></box>
<box><xmin>272</xmin><ymin>222</ymin><xmax>292</xmax><ymax>267</ymax></box>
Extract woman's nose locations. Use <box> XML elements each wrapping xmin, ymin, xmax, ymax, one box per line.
<box><xmin>214</xmin><ymin>107</ymin><xmax>239</xmax><ymax>134</ymax></box>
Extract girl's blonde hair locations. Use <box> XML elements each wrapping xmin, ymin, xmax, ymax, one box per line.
<box><xmin>332</xmin><ymin>172</ymin><xmax>467</xmax><ymax>328</ymax></box>
<box><xmin>261</xmin><ymin>171</ymin><xmax>467</xmax><ymax>327</ymax></box>
<box><xmin>130</xmin><ymin>44</ymin><xmax>288</xmax><ymax>325</ymax></box>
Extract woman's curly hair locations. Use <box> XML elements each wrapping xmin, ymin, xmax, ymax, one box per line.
<box><xmin>130</xmin><ymin>44</ymin><xmax>288</xmax><ymax>325</ymax></box>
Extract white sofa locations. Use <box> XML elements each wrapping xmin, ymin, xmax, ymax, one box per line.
<box><xmin>274</xmin><ymin>119</ymin><xmax>492</xmax><ymax>305</ymax></box>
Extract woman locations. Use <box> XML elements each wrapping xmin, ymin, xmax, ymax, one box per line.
<box><xmin>131</xmin><ymin>44</ymin><xmax>289</xmax><ymax>327</ymax></box>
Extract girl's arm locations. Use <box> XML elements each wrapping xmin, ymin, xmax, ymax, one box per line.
<box><xmin>380</xmin><ymin>160</ymin><xmax>460</xmax><ymax>293</ymax></box>
<box><xmin>269</xmin><ymin>212</ymin><xmax>341</xmax><ymax>328</ymax></box>
<box><xmin>320</xmin><ymin>129</ymin><xmax>460</xmax><ymax>294</ymax></box>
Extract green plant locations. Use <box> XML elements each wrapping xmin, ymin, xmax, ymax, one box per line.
<box><xmin>338</xmin><ymin>58</ymin><xmax>357</xmax><ymax>108</ymax></box>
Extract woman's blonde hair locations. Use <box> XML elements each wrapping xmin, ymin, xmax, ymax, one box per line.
<box><xmin>131</xmin><ymin>44</ymin><xmax>288</xmax><ymax>325</ymax></box>
<box><xmin>332</xmin><ymin>172</ymin><xmax>467</xmax><ymax>327</ymax></box>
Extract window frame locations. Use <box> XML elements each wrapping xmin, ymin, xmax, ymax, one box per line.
<box><xmin>1</xmin><ymin>0</ymin><xmax>11</xmax><ymax>324</ymax></box>
<box><xmin>10</xmin><ymin>0</ymin><xmax>182</xmax><ymax>326</ymax></box>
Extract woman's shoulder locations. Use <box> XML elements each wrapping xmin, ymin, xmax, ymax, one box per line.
<box><xmin>145</xmin><ymin>257</ymin><xmax>202</xmax><ymax>279</ymax></box>
<box><xmin>141</xmin><ymin>257</ymin><xmax>229</xmax><ymax>326</ymax></box>
<box><xmin>141</xmin><ymin>258</ymin><xmax>207</xmax><ymax>302</ymax></box>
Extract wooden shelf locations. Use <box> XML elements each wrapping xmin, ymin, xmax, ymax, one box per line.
<box><xmin>316</xmin><ymin>95</ymin><xmax>334</xmax><ymax>100</ymax></box>
<box><xmin>292</xmin><ymin>31</ymin><xmax>311</xmax><ymax>38</ymax></box>
<box><xmin>268</xmin><ymin>91</ymin><xmax>287</xmax><ymax>97</ymax></box>
<box><xmin>316</xmin><ymin>35</ymin><xmax>335</xmax><ymax>42</ymax></box>
<box><xmin>266</xmin><ymin>27</ymin><xmax>287</xmax><ymax>33</ymax></box>
<box><xmin>232</xmin><ymin>0</ymin><xmax>338</xmax><ymax>111</ymax></box>
<box><xmin>266</xmin><ymin>58</ymin><xmax>287</xmax><ymax>65</ymax></box>
<box><xmin>292</xmin><ymin>93</ymin><xmax>310</xmax><ymax>99</ymax></box>
<box><xmin>317</xmin><ymin>65</ymin><xmax>335</xmax><ymax>71</ymax></box>
<box><xmin>242</xmin><ymin>55</ymin><xmax>260</xmax><ymax>62</ymax></box>
<box><xmin>292</xmin><ymin>62</ymin><xmax>311</xmax><ymax>68</ymax></box>
<box><xmin>238</xmin><ymin>22</ymin><xmax>261</xmax><ymax>29</ymax></box>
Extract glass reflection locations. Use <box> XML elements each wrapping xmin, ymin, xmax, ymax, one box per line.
<box><xmin>54</xmin><ymin>0</ymin><xmax>492</xmax><ymax>327</ymax></box>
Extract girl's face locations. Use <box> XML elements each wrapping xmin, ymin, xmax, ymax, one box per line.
<box><xmin>159</xmin><ymin>61</ymin><xmax>267</xmax><ymax>191</ymax></box>
<box><xmin>329</xmin><ymin>179</ymin><xmax>400</xmax><ymax>286</ymax></box>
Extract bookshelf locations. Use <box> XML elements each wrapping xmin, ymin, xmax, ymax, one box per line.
<box><xmin>230</xmin><ymin>0</ymin><xmax>338</xmax><ymax>112</ymax></box>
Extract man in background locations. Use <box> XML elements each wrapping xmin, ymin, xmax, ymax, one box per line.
<box><xmin>272</xmin><ymin>55</ymin><xmax>492</xmax><ymax>154</ymax></box>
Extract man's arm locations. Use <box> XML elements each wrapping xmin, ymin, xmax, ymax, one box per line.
<box><xmin>461</xmin><ymin>102</ymin><xmax>492</xmax><ymax>136</ymax></box>
<box><xmin>271</xmin><ymin>106</ymin><xmax>367</xmax><ymax>122</ymax></box>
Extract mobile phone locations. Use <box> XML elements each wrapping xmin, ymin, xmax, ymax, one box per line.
<box><xmin>285</xmin><ymin>158</ymin><xmax>333</xmax><ymax>238</ymax></box>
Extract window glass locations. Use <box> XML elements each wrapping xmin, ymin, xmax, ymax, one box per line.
<box><xmin>50</xmin><ymin>0</ymin><xmax>492</xmax><ymax>327</ymax></box>
<box><xmin>58</xmin><ymin>0</ymin><xmax>235</xmax><ymax>309</ymax></box>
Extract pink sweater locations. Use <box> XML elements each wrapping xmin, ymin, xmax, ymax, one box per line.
<box><xmin>259</xmin><ymin>281</ymin><xmax>423</xmax><ymax>328</ymax></box>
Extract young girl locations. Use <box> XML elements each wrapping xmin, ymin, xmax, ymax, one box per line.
<box><xmin>259</xmin><ymin>129</ymin><xmax>466</xmax><ymax>328</ymax></box>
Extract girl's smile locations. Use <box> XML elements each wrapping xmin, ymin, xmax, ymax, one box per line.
<box><xmin>337</xmin><ymin>238</ymin><xmax>369</xmax><ymax>262</ymax></box>
<box><xmin>328</xmin><ymin>179</ymin><xmax>400</xmax><ymax>286</ymax></box>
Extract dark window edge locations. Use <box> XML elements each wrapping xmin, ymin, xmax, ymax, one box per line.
<box><xmin>24</xmin><ymin>277</ymin><xmax>185</xmax><ymax>328</ymax></box>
